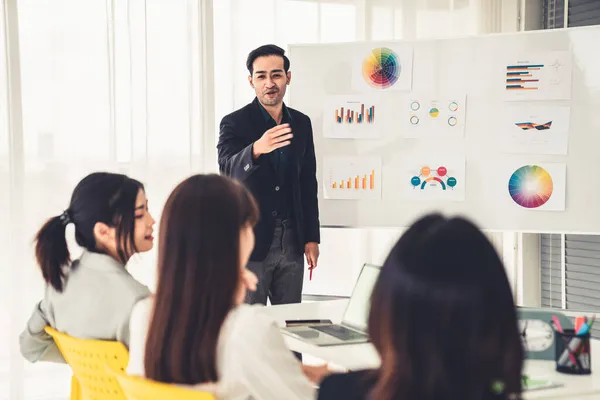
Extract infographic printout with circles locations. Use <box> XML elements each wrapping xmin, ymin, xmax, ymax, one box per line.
<box><xmin>504</xmin><ymin>51</ymin><xmax>572</xmax><ymax>101</ymax></box>
<box><xmin>323</xmin><ymin>156</ymin><xmax>382</xmax><ymax>200</ymax></box>
<box><xmin>402</xmin><ymin>95</ymin><xmax>466</xmax><ymax>138</ymax></box>
<box><xmin>504</xmin><ymin>163</ymin><xmax>566</xmax><ymax>211</ymax></box>
<box><xmin>323</xmin><ymin>94</ymin><xmax>382</xmax><ymax>139</ymax></box>
<box><xmin>398</xmin><ymin>155</ymin><xmax>466</xmax><ymax>201</ymax></box>
<box><xmin>352</xmin><ymin>44</ymin><xmax>413</xmax><ymax>92</ymax></box>
<box><xmin>497</xmin><ymin>104</ymin><xmax>570</xmax><ymax>155</ymax></box>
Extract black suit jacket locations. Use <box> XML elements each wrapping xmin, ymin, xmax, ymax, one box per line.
<box><xmin>217</xmin><ymin>98</ymin><xmax>320</xmax><ymax>261</ymax></box>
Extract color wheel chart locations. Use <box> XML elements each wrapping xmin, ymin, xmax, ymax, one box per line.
<box><xmin>335</xmin><ymin>103</ymin><xmax>375</xmax><ymax>124</ymax></box>
<box><xmin>508</xmin><ymin>165</ymin><xmax>553</xmax><ymax>208</ymax></box>
<box><xmin>362</xmin><ymin>47</ymin><xmax>400</xmax><ymax>89</ymax></box>
<box><xmin>410</xmin><ymin>166</ymin><xmax>457</xmax><ymax>191</ymax></box>
<box><xmin>506</xmin><ymin>63</ymin><xmax>543</xmax><ymax>91</ymax></box>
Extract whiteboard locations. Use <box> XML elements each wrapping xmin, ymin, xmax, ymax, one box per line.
<box><xmin>288</xmin><ymin>26</ymin><xmax>600</xmax><ymax>233</ymax></box>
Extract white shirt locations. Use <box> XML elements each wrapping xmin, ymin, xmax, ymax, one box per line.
<box><xmin>127</xmin><ymin>297</ymin><xmax>316</xmax><ymax>400</ymax></box>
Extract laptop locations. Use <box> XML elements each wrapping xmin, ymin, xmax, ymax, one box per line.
<box><xmin>281</xmin><ymin>263</ymin><xmax>381</xmax><ymax>346</ymax></box>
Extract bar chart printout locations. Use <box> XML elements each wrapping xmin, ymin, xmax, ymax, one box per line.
<box><xmin>506</xmin><ymin>63</ymin><xmax>543</xmax><ymax>92</ymax></box>
<box><xmin>335</xmin><ymin>103</ymin><xmax>375</xmax><ymax>124</ymax></box>
<box><xmin>504</xmin><ymin>52</ymin><xmax>572</xmax><ymax>101</ymax></box>
<box><xmin>324</xmin><ymin>94</ymin><xmax>381</xmax><ymax>139</ymax></box>
<box><xmin>323</xmin><ymin>156</ymin><xmax>382</xmax><ymax>200</ymax></box>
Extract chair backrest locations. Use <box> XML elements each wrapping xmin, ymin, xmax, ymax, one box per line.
<box><xmin>45</xmin><ymin>327</ymin><xmax>129</xmax><ymax>400</ymax></box>
<box><xmin>107</xmin><ymin>364</ymin><xmax>215</xmax><ymax>400</ymax></box>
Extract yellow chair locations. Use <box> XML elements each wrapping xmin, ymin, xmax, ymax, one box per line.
<box><xmin>45</xmin><ymin>327</ymin><xmax>129</xmax><ymax>400</ymax></box>
<box><xmin>107</xmin><ymin>364</ymin><xmax>215</xmax><ymax>400</ymax></box>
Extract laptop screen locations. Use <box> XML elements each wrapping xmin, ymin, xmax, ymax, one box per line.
<box><xmin>341</xmin><ymin>264</ymin><xmax>381</xmax><ymax>332</ymax></box>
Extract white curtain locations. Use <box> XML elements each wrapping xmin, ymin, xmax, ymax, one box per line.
<box><xmin>2</xmin><ymin>0</ymin><xmax>210</xmax><ymax>398</ymax></box>
<box><xmin>1</xmin><ymin>0</ymin><xmax>507</xmax><ymax>398</ymax></box>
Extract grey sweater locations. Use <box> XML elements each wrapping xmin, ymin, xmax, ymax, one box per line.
<box><xmin>19</xmin><ymin>250</ymin><xmax>151</xmax><ymax>363</ymax></box>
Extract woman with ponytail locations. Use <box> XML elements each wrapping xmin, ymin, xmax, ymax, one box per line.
<box><xmin>20</xmin><ymin>172</ymin><xmax>156</xmax><ymax>363</ymax></box>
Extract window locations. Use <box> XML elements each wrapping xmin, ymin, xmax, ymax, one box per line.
<box><xmin>544</xmin><ymin>0</ymin><xmax>600</xmax><ymax>29</ymax></box>
<box><xmin>320</xmin><ymin>3</ymin><xmax>356</xmax><ymax>43</ymax></box>
<box><xmin>541</xmin><ymin>233</ymin><xmax>600</xmax><ymax>339</ymax></box>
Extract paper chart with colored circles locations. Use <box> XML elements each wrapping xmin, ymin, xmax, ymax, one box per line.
<box><xmin>401</xmin><ymin>95</ymin><xmax>466</xmax><ymax>138</ymax></box>
<box><xmin>398</xmin><ymin>155</ymin><xmax>466</xmax><ymax>201</ymax></box>
<box><xmin>504</xmin><ymin>163</ymin><xmax>566</xmax><ymax>211</ymax></box>
<box><xmin>323</xmin><ymin>94</ymin><xmax>382</xmax><ymax>139</ymax></box>
<box><xmin>351</xmin><ymin>44</ymin><xmax>413</xmax><ymax>92</ymax></box>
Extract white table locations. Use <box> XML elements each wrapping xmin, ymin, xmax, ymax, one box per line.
<box><xmin>263</xmin><ymin>300</ymin><xmax>600</xmax><ymax>400</ymax></box>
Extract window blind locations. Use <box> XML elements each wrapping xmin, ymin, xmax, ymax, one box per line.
<box><xmin>541</xmin><ymin>234</ymin><xmax>600</xmax><ymax>339</ymax></box>
<box><xmin>565</xmin><ymin>234</ymin><xmax>600</xmax><ymax>338</ymax></box>
<box><xmin>544</xmin><ymin>0</ymin><xmax>600</xmax><ymax>28</ymax></box>
<box><xmin>568</xmin><ymin>0</ymin><xmax>600</xmax><ymax>27</ymax></box>
<box><xmin>541</xmin><ymin>234</ymin><xmax>562</xmax><ymax>308</ymax></box>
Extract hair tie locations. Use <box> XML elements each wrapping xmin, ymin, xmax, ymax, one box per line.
<box><xmin>59</xmin><ymin>209</ymin><xmax>72</xmax><ymax>226</ymax></box>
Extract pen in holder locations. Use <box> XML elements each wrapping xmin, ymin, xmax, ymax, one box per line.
<box><xmin>555</xmin><ymin>328</ymin><xmax>591</xmax><ymax>375</ymax></box>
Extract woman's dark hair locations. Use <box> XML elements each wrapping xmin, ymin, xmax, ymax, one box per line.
<box><xmin>144</xmin><ymin>174</ymin><xmax>259</xmax><ymax>384</ymax></box>
<box><xmin>368</xmin><ymin>214</ymin><xmax>524</xmax><ymax>400</ymax></box>
<box><xmin>35</xmin><ymin>172</ymin><xmax>144</xmax><ymax>292</ymax></box>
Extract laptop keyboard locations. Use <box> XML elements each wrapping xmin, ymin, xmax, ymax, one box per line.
<box><xmin>312</xmin><ymin>325</ymin><xmax>367</xmax><ymax>341</ymax></box>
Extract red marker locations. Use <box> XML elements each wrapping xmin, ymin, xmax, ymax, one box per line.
<box><xmin>309</xmin><ymin>267</ymin><xmax>313</xmax><ymax>281</ymax></box>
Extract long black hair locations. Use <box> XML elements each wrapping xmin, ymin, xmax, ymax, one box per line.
<box><xmin>145</xmin><ymin>174</ymin><xmax>258</xmax><ymax>384</ymax></box>
<box><xmin>35</xmin><ymin>172</ymin><xmax>144</xmax><ymax>292</ymax></box>
<box><xmin>368</xmin><ymin>214</ymin><xmax>524</xmax><ymax>400</ymax></box>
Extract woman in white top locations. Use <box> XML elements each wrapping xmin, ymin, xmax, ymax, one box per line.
<box><xmin>127</xmin><ymin>174</ymin><xmax>316</xmax><ymax>400</ymax></box>
<box><xmin>20</xmin><ymin>172</ymin><xmax>155</xmax><ymax>363</ymax></box>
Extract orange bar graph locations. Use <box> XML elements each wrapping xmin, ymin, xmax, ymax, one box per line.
<box><xmin>331</xmin><ymin>169</ymin><xmax>376</xmax><ymax>191</ymax></box>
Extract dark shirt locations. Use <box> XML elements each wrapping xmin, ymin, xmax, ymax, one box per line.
<box><xmin>318</xmin><ymin>370</ymin><xmax>512</xmax><ymax>400</ymax></box>
<box><xmin>318</xmin><ymin>370</ymin><xmax>377</xmax><ymax>400</ymax></box>
<box><xmin>258</xmin><ymin>102</ymin><xmax>294</xmax><ymax>220</ymax></box>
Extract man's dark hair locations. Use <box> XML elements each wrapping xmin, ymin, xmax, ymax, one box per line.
<box><xmin>246</xmin><ymin>44</ymin><xmax>290</xmax><ymax>75</ymax></box>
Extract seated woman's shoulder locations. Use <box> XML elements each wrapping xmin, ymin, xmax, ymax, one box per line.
<box><xmin>222</xmin><ymin>304</ymin><xmax>279</xmax><ymax>338</ymax></box>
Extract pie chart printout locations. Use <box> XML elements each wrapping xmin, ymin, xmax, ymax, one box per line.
<box><xmin>508</xmin><ymin>165</ymin><xmax>554</xmax><ymax>208</ymax></box>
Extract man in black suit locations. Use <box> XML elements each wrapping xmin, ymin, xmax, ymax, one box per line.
<box><xmin>217</xmin><ymin>44</ymin><xmax>320</xmax><ymax>305</ymax></box>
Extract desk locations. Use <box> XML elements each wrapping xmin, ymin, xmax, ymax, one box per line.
<box><xmin>263</xmin><ymin>300</ymin><xmax>600</xmax><ymax>400</ymax></box>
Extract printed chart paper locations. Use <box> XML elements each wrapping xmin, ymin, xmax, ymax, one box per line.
<box><xmin>401</xmin><ymin>95</ymin><xmax>466</xmax><ymax>138</ymax></box>
<box><xmin>504</xmin><ymin>51</ymin><xmax>572</xmax><ymax>101</ymax></box>
<box><xmin>351</xmin><ymin>44</ymin><xmax>413</xmax><ymax>92</ymax></box>
<box><xmin>323</xmin><ymin>156</ymin><xmax>382</xmax><ymax>200</ymax></box>
<box><xmin>398</xmin><ymin>155</ymin><xmax>466</xmax><ymax>201</ymax></box>
<box><xmin>323</xmin><ymin>94</ymin><xmax>382</xmax><ymax>139</ymax></box>
<box><xmin>498</xmin><ymin>105</ymin><xmax>570</xmax><ymax>155</ymax></box>
<box><xmin>504</xmin><ymin>163</ymin><xmax>566</xmax><ymax>211</ymax></box>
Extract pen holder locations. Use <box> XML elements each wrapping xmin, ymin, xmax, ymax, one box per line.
<box><xmin>555</xmin><ymin>329</ymin><xmax>591</xmax><ymax>375</ymax></box>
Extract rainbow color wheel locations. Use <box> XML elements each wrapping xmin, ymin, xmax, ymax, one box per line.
<box><xmin>508</xmin><ymin>165</ymin><xmax>553</xmax><ymax>209</ymax></box>
<box><xmin>362</xmin><ymin>47</ymin><xmax>400</xmax><ymax>89</ymax></box>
